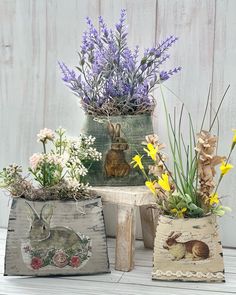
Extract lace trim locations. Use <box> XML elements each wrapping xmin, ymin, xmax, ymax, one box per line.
<box><xmin>152</xmin><ymin>270</ymin><xmax>224</xmax><ymax>279</ymax></box>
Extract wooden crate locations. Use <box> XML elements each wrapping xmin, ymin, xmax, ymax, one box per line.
<box><xmin>152</xmin><ymin>215</ymin><xmax>225</xmax><ymax>282</ymax></box>
<box><xmin>4</xmin><ymin>197</ymin><xmax>110</xmax><ymax>276</ymax></box>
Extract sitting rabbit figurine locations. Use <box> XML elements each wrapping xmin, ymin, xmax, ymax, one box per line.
<box><xmin>163</xmin><ymin>231</ymin><xmax>210</xmax><ymax>261</ymax></box>
<box><xmin>104</xmin><ymin>123</ymin><xmax>131</xmax><ymax>177</ymax></box>
<box><xmin>26</xmin><ymin>202</ymin><xmax>89</xmax><ymax>253</ymax></box>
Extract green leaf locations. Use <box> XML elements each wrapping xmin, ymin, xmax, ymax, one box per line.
<box><xmin>184</xmin><ymin>193</ymin><xmax>192</xmax><ymax>204</ymax></box>
<box><xmin>80</xmin><ymin>59</ymin><xmax>85</xmax><ymax>66</ymax></box>
<box><xmin>141</xmin><ymin>57</ymin><xmax>147</xmax><ymax>65</ymax></box>
<box><xmin>187</xmin><ymin>203</ymin><xmax>204</xmax><ymax>217</ymax></box>
<box><xmin>75</xmin><ymin>66</ymin><xmax>83</xmax><ymax>73</ymax></box>
<box><xmin>212</xmin><ymin>205</ymin><xmax>231</xmax><ymax>217</ymax></box>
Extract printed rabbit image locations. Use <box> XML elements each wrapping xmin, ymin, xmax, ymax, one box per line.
<box><xmin>163</xmin><ymin>231</ymin><xmax>210</xmax><ymax>261</ymax></box>
<box><xmin>26</xmin><ymin>202</ymin><xmax>90</xmax><ymax>253</ymax></box>
<box><xmin>104</xmin><ymin>123</ymin><xmax>131</xmax><ymax>177</ymax></box>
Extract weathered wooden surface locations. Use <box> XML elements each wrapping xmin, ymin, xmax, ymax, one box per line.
<box><xmin>4</xmin><ymin>197</ymin><xmax>109</xmax><ymax>276</ymax></box>
<box><xmin>0</xmin><ymin>0</ymin><xmax>47</xmax><ymax>228</ymax></box>
<box><xmin>91</xmin><ymin>185</ymin><xmax>157</xmax><ymax>246</ymax></box>
<box><xmin>90</xmin><ymin>186</ymin><xmax>156</xmax><ymax>270</ymax></box>
<box><xmin>1</xmin><ymin>230</ymin><xmax>236</xmax><ymax>294</ymax></box>
<box><xmin>115</xmin><ymin>204</ymin><xmax>136</xmax><ymax>271</ymax></box>
<box><xmin>0</xmin><ymin>0</ymin><xmax>98</xmax><ymax>226</ymax></box>
<box><xmin>152</xmin><ymin>215</ymin><xmax>225</xmax><ymax>282</ymax></box>
<box><xmin>139</xmin><ymin>205</ymin><xmax>158</xmax><ymax>249</ymax></box>
<box><xmin>210</xmin><ymin>0</ymin><xmax>236</xmax><ymax>248</ymax></box>
<box><xmin>89</xmin><ymin>186</ymin><xmax>155</xmax><ymax>206</ymax></box>
<box><xmin>1</xmin><ymin>0</ymin><xmax>236</xmax><ymax>248</ymax></box>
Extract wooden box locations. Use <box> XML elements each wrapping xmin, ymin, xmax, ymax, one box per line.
<box><xmin>152</xmin><ymin>215</ymin><xmax>225</xmax><ymax>282</ymax></box>
<box><xmin>4</xmin><ymin>197</ymin><xmax>110</xmax><ymax>276</ymax></box>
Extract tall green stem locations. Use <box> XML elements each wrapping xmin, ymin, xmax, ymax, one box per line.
<box><xmin>209</xmin><ymin>85</ymin><xmax>230</xmax><ymax>132</ymax></box>
<box><xmin>43</xmin><ymin>142</ymin><xmax>46</xmax><ymax>154</ymax></box>
<box><xmin>160</xmin><ymin>85</ymin><xmax>185</xmax><ymax>195</ymax></box>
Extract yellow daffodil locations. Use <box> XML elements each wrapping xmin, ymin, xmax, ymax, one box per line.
<box><xmin>145</xmin><ymin>180</ymin><xmax>156</xmax><ymax>195</ymax></box>
<box><xmin>220</xmin><ymin>161</ymin><xmax>233</xmax><ymax>175</ymax></box>
<box><xmin>158</xmin><ymin>173</ymin><xmax>171</xmax><ymax>192</ymax></box>
<box><xmin>143</xmin><ymin>143</ymin><xmax>158</xmax><ymax>161</ymax></box>
<box><xmin>232</xmin><ymin>129</ymin><xmax>236</xmax><ymax>150</ymax></box>
<box><xmin>171</xmin><ymin>207</ymin><xmax>187</xmax><ymax>218</ymax></box>
<box><xmin>209</xmin><ymin>193</ymin><xmax>219</xmax><ymax>205</ymax></box>
<box><xmin>232</xmin><ymin>129</ymin><xmax>236</xmax><ymax>144</ymax></box>
<box><xmin>131</xmin><ymin>154</ymin><xmax>144</xmax><ymax>170</ymax></box>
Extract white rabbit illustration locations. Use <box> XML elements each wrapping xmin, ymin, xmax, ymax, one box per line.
<box><xmin>163</xmin><ymin>231</ymin><xmax>210</xmax><ymax>261</ymax></box>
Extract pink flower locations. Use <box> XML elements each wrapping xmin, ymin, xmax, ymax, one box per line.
<box><xmin>52</xmin><ymin>250</ymin><xmax>68</xmax><ymax>268</ymax></box>
<box><xmin>29</xmin><ymin>153</ymin><xmax>43</xmax><ymax>170</ymax></box>
<box><xmin>70</xmin><ymin>256</ymin><xmax>80</xmax><ymax>268</ymax></box>
<box><xmin>47</xmin><ymin>154</ymin><xmax>65</xmax><ymax>167</ymax></box>
<box><xmin>31</xmin><ymin>257</ymin><xmax>43</xmax><ymax>270</ymax></box>
<box><xmin>37</xmin><ymin>128</ymin><xmax>55</xmax><ymax>143</ymax></box>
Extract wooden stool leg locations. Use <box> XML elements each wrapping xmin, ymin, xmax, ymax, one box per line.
<box><xmin>115</xmin><ymin>204</ymin><xmax>136</xmax><ymax>272</ymax></box>
<box><xmin>140</xmin><ymin>205</ymin><xmax>158</xmax><ymax>249</ymax></box>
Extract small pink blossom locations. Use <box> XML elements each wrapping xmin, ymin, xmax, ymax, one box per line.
<box><xmin>70</xmin><ymin>256</ymin><xmax>80</xmax><ymax>268</ymax></box>
<box><xmin>47</xmin><ymin>154</ymin><xmax>65</xmax><ymax>167</ymax></box>
<box><xmin>37</xmin><ymin>128</ymin><xmax>55</xmax><ymax>143</ymax></box>
<box><xmin>31</xmin><ymin>257</ymin><xmax>43</xmax><ymax>270</ymax></box>
<box><xmin>29</xmin><ymin>153</ymin><xmax>43</xmax><ymax>170</ymax></box>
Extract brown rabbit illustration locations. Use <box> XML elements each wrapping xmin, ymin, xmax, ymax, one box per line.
<box><xmin>104</xmin><ymin>123</ymin><xmax>131</xmax><ymax>177</ymax></box>
<box><xmin>163</xmin><ymin>231</ymin><xmax>210</xmax><ymax>261</ymax></box>
<box><xmin>25</xmin><ymin>202</ymin><xmax>90</xmax><ymax>253</ymax></box>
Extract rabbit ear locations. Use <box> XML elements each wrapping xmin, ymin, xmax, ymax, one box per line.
<box><xmin>40</xmin><ymin>204</ymin><xmax>53</xmax><ymax>223</ymax></box>
<box><xmin>115</xmin><ymin>123</ymin><xmax>121</xmax><ymax>137</ymax></box>
<box><xmin>25</xmin><ymin>202</ymin><xmax>39</xmax><ymax>222</ymax></box>
<box><xmin>107</xmin><ymin>123</ymin><xmax>115</xmax><ymax>139</ymax></box>
<box><xmin>168</xmin><ymin>231</ymin><xmax>175</xmax><ymax>238</ymax></box>
<box><xmin>172</xmin><ymin>232</ymin><xmax>182</xmax><ymax>240</ymax></box>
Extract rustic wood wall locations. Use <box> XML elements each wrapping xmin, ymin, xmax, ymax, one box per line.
<box><xmin>1</xmin><ymin>0</ymin><xmax>236</xmax><ymax>247</ymax></box>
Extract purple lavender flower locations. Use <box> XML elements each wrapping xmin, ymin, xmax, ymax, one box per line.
<box><xmin>58</xmin><ymin>62</ymin><xmax>77</xmax><ymax>83</ymax></box>
<box><xmin>160</xmin><ymin>67</ymin><xmax>182</xmax><ymax>81</ymax></box>
<box><xmin>159</xmin><ymin>71</ymin><xmax>169</xmax><ymax>81</ymax></box>
<box><xmin>99</xmin><ymin>16</ymin><xmax>109</xmax><ymax>38</ymax></box>
<box><xmin>59</xmin><ymin>9</ymin><xmax>181</xmax><ymax>116</ymax></box>
<box><xmin>115</xmin><ymin>9</ymin><xmax>126</xmax><ymax>33</ymax></box>
<box><xmin>158</xmin><ymin>36</ymin><xmax>178</xmax><ymax>55</ymax></box>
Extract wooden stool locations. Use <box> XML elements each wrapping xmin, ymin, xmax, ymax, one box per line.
<box><xmin>90</xmin><ymin>186</ymin><xmax>157</xmax><ymax>272</ymax></box>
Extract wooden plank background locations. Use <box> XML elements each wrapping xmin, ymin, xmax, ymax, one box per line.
<box><xmin>0</xmin><ymin>0</ymin><xmax>236</xmax><ymax>247</ymax></box>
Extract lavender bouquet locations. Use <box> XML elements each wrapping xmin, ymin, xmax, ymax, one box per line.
<box><xmin>59</xmin><ymin>9</ymin><xmax>181</xmax><ymax>116</ymax></box>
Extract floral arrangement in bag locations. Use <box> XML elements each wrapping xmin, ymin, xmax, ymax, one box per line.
<box><xmin>0</xmin><ymin>127</ymin><xmax>101</xmax><ymax>200</ymax></box>
<box><xmin>132</xmin><ymin>86</ymin><xmax>235</xmax><ymax>218</ymax></box>
<box><xmin>59</xmin><ymin>9</ymin><xmax>181</xmax><ymax>116</ymax></box>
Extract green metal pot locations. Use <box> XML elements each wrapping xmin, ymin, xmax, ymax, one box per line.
<box><xmin>82</xmin><ymin>113</ymin><xmax>154</xmax><ymax>186</ymax></box>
